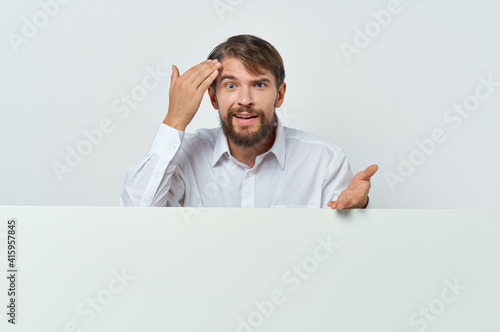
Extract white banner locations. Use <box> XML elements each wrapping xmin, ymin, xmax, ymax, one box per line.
<box><xmin>1</xmin><ymin>207</ymin><xmax>499</xmax><ymax>331</ymax></box>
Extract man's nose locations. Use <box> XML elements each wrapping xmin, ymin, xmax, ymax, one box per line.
<box><xmin>237</xmin><ymin>87</ymin><xmax>254</xmax><ymax>107</ymax></box>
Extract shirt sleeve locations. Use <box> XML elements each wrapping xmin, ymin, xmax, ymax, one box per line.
<box><xmin>321</xmin><ymin>149</ymin><xmax>353</xmax><ymax>208</ymax></box>
<box><xmin>119</xmin><ymin>124</ymin><xmax>187</xmax><ymax>207</ymax></box>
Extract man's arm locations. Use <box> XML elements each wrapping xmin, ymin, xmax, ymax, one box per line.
<box><xmin>328</xmin><ymin>164</ymin><xmax>378</xmax><ymax>209</ymax></box>
<box><xmin>119</xmin><ymin>59</ymin><xmax>221</xmax><ymax>206</ymax></box>
<box><xmin>119</xmin><ymin>124</ymin><xmax>186</xmax><ymax>207</ymax></box>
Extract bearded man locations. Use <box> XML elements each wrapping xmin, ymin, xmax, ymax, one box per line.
<box><xmin>120</xmin><ymin>34</ymin><xmax>377</xmax><ymax>208</ymax></box>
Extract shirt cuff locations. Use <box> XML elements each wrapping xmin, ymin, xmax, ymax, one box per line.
<box><xmin>149</xmin><ymin>123</ymin><xmax>185</xmax><ymax>155</ymax></box>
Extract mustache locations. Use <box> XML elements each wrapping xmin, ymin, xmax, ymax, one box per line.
<box><xmin>228</xmin><ymin>107</ymin><xmax>263</xmax><ymax>116</ymax></box>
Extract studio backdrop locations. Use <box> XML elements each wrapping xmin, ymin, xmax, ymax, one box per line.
<box><xmin>1</xmin><ymin>0</ymin><xmax>499</xmax><ymax>208</ymax></box>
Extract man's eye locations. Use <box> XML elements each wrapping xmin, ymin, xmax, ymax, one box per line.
<box><xmin>226</xmin><ymin>83</ymin><xmax>236</xmax><ymax>89</ymax></box>
<box><xmin>255</xmin><ymin>83</ymin><xmax>266</xmax><ymax>88</ymax></box>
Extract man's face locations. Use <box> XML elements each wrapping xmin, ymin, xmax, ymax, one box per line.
<box><xmin>208</xmin><ymin>57</ymin><xmax>286</xmax><ymax>147</ymax></box>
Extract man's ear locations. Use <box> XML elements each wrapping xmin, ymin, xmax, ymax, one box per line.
<box><xmin>208</xmin><ymin>86</ymin><xmax>219</xmax><ymax>110</ymax></box>
<box><xmin>275</xmin><ymin>82</ymin><xmax>286</xmax><ymax>108</ymax></box>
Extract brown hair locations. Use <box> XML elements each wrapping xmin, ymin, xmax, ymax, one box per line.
<box><xmin>207</xmin><ymin>34</ymin><xmax>285</xmax><ymax>91</ymax></box>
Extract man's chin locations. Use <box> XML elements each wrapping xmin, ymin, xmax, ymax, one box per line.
<box><xmin>231</xmin><ymin>122</ymin><xmax>258</xmax><ymax>132</ymax></box>
<box><xmin>231</xmin><ymin>130</ymin><xmax>258</xmax><ymax>142</ymax></box>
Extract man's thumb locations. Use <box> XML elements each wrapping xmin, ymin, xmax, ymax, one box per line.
<box><xmin>362</xmin><ymin>164</ymin><xmax>379</xmax><ymax>180</ymax></box>
<box><xmin>171</xmin><ymin>65</ymin><xmax>179</xmax><ymax>82</ymax></box>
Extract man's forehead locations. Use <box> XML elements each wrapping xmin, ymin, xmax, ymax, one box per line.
<box><xmin>218</xmin><ymin>57</ymin><xmax>273</xmax><ymax>81</ymax></box>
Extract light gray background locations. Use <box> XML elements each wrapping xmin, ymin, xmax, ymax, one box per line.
<box><xmin>1</xmin><ymin>0</ymin><xmax>499</xmax><ymax>208</ymax></box>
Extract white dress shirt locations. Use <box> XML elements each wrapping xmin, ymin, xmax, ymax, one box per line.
<box><xmin>119</xmin><ymin>118</ymin><xmax>353</xmax><ymax>208</ymax></box>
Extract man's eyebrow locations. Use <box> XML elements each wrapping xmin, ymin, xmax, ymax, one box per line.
<box><xmin>220</xmin><ymin>75</ymin><xmax>237</xmax><ymax>81</ymax></box>
<box><xmin>219</xmin><ymin>75</ymin><xmax>272</xmax><ymax>84</ymax></box>
<box><xmin>251</xmin><ymin>78</ymin><xmax>271</xmax><ymax>84</ymax></box>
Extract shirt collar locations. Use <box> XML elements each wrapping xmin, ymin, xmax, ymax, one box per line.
<box><xmin>212</xmin><ymin>128</ymin><xmax>230</xmax><ymax>167</ymax></box>
<box><xmin>211</xmin><ymin>117</ymin><xmax>286</xmax><ymax>170</ymax></box>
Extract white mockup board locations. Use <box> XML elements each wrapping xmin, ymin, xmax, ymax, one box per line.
<box><xmin>1</xmin><ymin>207</ymin><xmax>499</xmax><ymax>331</ymax></box>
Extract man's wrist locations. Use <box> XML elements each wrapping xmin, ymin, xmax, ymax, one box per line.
<box><xmin>163</xmin><ymin>115</ymin><xmax>187</xmax><ymax>132</ymax></box>
<box><xmin>363</xmin><ymin>196</ymin><xmax>370</xmax><ymax>209</ymax></box>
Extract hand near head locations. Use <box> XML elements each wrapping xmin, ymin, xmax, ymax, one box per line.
<box><xmin>163</xmin><ymin>59</ymin><xmax>221</xmax><ymax>131</ymax></box>
<box><xmin>328</xmin><ymin>164</ymin><xmax>378</xmax><ymax>210</ymax></box>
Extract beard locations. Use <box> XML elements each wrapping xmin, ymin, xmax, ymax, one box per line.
<box><xmin>219</xmin><ymin>106</ymin><xmax>278</xmax><ymax>147</ymax></box>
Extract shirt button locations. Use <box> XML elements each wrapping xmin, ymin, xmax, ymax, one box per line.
<box><xmin>247</xmin><ymin>171</ymin><xmax>253</xmax><ymax>177</ymax></box>
<box><xmin>170</xmin><ymin>143</ymin><xmax>178</xmax><ymax>149</ymax></box>
<box><xmin>154</xmin><ymin>173</ymin><xmax>160</xmax><ymax>179</ymax></box>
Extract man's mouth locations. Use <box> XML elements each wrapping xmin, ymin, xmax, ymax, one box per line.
<box><xmin>233</xmin><ymin>113</ymin><xmax>258</xmax><ymax>125</ymax></box>
<box><xmin>234</xmin><ymin>114</ymin><xmax>257</xmax><ymax>119</ymax></box>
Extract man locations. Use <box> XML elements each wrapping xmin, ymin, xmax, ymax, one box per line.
<box><xmin>120</xmin><ymin>34</ymin><xmax>377</xmax><ymax>208</ymax></box>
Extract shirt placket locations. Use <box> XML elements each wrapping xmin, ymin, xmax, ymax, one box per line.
<box><xmin>240</xmin><ymin>169</ymin><xmax>255</xmax><ymax>208</ymax></box>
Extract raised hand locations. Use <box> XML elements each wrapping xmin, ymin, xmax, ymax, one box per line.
<box><xmin>163</xmin><ymin>59</ymin><xmax>221</xmax><ymax>131</ymax></box>
<box><xmin>328</xmin><ymin>164</ymin><xmax>378</xmax><ymax>210</ymax></box>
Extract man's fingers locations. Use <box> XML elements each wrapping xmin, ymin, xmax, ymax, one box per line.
<box><xmin>171</xmin><ymin>60</ymin><xmax>214</xmax><ymax>86</ymax></box>
<box><xmin>328</xmin><ymin>201</ymin><xmax>346</xmax><ymax>210</ymax></box>
<box><xmin>170</xmin><ymin>60</ymin><xmax>220</xmax><ymax>98</ymax></box>
<box><xmin>181</xmin><ymin>59</ymin><xmax>220</xmax><ymax>87</ymax></box>
<box><xmin>193</xmin><ymin>60</ymin><xmax>221</xmax><ymax>89</ymax></box>
<box><xmin>356</xmin><ymin>164</ymin><xmax>379</xmax><ymax>181</ymax></box>
<box><xmin>197</xmin><ymin>69</ymin><xmax>219</xmax><ymax>95</ymax></box>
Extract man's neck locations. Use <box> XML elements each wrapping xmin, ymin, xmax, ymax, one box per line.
<box><xmin>227</xmin><ymin>128</ymin><xmax>276</xmax><ymax>168</ymax></box>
